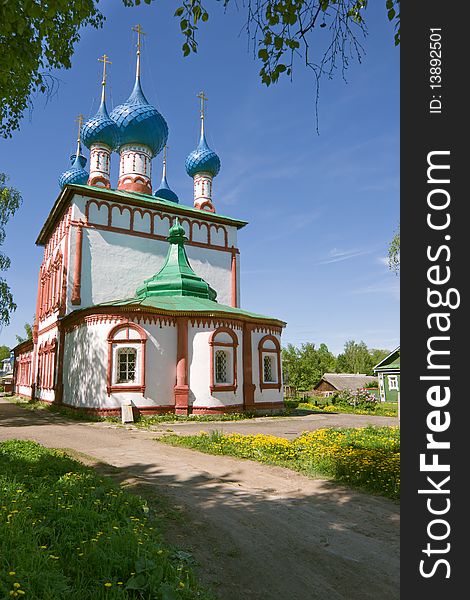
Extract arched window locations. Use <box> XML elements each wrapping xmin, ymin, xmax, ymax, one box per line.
<box><xmin>258</xmin><ymin>335</ymin><xmax>282</xmax><ymax>391</ymax></box>
<box><xmin>107</xmin><ymin>323</ymin><xmax>147</xmax><ymax>395</ymax></box>
<box><xmin>209</xmin><ymin>327</ymin><xmax>238</xmax><ymax>392</ymax></box>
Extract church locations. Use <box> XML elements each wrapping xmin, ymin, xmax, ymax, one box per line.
<box><xmin>13</xmin><ymin>27</ymin><xmax>286</xmax><ymax>416</ymax></box>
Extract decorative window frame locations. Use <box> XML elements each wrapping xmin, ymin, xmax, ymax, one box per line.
<box><xmin>388</xmin><ymin>375</ymin><xmax>399</xmax><ymax>391</ymax></box>
<box><xmin>107</xmin><ymin>323</ymin><xmax>147</xmax><ymax>395</ymax></box>
<box><xmin>37</xmin><ymin>339</ymin><xmax>57</xmax><ymax>390</ymax></box>
<box><xmin>209</xmin><ymin>327</ymin><xmax>238</xmax><ymax>393</ymax></box>
<box><xmin>258</xmin><ymin>335</ymin><xmax>282</xmax><ymax>391</ymax></box>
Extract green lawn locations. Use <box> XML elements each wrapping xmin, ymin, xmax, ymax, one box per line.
<box><xmin>284</xmin><ymin>398</ymin><xmax>398</xmax><ymax>417</ymax></box>
<box><xmin>160</xmin><ymin>426</ymin><xmax>400</xmax><ymax>500</ymax></box>
<box><xmin>0</xmin><ymin>440</ymin><xmax>212</xmax><ymax>599</ymax></box>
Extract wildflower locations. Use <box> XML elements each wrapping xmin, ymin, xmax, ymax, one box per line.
<box><xmin>104</xmin><ymin>582</ymin><xmax>112</xmax><ymax>587</ymax></box>
<box><xmin>9</xmin><ymin>572</ymin><xmax>16</xmax><ymax>576</ymax></box>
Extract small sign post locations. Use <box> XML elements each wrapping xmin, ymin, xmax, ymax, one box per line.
<box><xmin>121</xmin><ymin>404</ymin><xmax>134</xmax><ymax>424</ymax></box>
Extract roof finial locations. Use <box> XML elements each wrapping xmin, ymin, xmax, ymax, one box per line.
<box><xmin>162</xmin><ymin>144</ymin><xmax>168</xmax><ymax>178</ymax></box>
<box><xmin>132</xmin><ymin>24</ymin><xmax>146</xmax><ymax>78</ymax></box>
<box><xmin>75</xmin><ymin>113</ymin><xmax>84</xmax><ymax>156</ymax></box>
<box><xmin>98</xmin><ymin>54</ymin><xmax>112</xmax><ymax>104</ymax></box>
<box><xmin>197</xmin><ymin>90</ymin><xmax>208</xmax><ymax>137</ymax></box>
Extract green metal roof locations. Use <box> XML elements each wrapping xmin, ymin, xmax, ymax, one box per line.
<box><xmin>135</xmin><ymin>218</ymin><xmax>217</xmax><ymax>300</ymax></box>
<box><xmin>73</xmin><ymin>184</ymin><xmax>248</xmax><ymax>227</ymax></box>
<box><xmin>97</xmin><ymin>218</ymin><xmax>286</xmax><ymax>326</ymax></box>
<box><xmin>98</xmin><ymin>294</ymin><xmax>285</xmax><ymax>324</ymax></box>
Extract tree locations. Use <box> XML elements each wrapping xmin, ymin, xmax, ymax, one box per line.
<box><xmin>175</xmin><ymin>0</ymin><xmax>400</xmax><ymax>128</ymax></box>
<box><xmin>0</xmin><ymin>173</ymin><xmax>22</xmax><ymax>326</ymax></box>
<box><xmin>0</xmin><ymin>0</ymin><xmax>154</xmax><ymax>138</ymax></box>
<box><xmin>0</xmin><ymin>345</ymin><xmax>11</xmax><ymax>361</ymax></box>
<box><xmin>0</xmin><ymin>0</ymin><xmax>399</xmax><ymax>138</ymax></box>
<box><xmin>369</xmin><ymin>347</ymin><xmax>390</xmax><ymax>369</ymax></box>
<box><xmin>282</xmin><ymin>341</ymin><xmax>336</xmax><ymax>391</ymax></box>
<box><xmin>336</xmin><ymin>339</ymin><xmax>374</xmax><ymax>375</ymax></box>
<box><xmin>388</xmin><ymin>224</ymin><xmax>400</xmax><ymax>275</ymax></box>
<box><xmin>15</xmin><ymin>322</ymin><xmax>33</xmax><ymax>345</ymax></box>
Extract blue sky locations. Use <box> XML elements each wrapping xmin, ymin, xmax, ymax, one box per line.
<box><xmin>0</xmin><ymin>0</ymin><xmax>399</xmax><ymax>354</ymax></box>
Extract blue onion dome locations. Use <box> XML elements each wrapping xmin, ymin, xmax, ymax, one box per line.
<box><xmin>154</xmin><ymin>151</ymin><xmax>179</xmax><ymax>203</ymax></box>
<box><xmin>154</xmin><ymin>176</ymin><xmax>179</xmax><ymax>203</ymax></box>
<box><xmin>110</xmin><ymin>77</ymin><xmax>168</xmax><ymax>157</ymax></box>
<box><xmin>185</xmin><ymin>128</ymin><xmax>221</xmax><ymax>178</ymax></box>
<box><xmin>59</xmin><ymin>153</ymin><xmax>88</xmax><ymax>189</ymax></box>
<box><xmin>82</xmin><ymin>99</ymin><xmax>120</xmax><ymax>150</ymax></box>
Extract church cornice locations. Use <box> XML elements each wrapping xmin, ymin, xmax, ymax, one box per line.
<box><xmin>36</xmin><ymin>184</ymin><xmax>248</xmax><ymax>247</ymax></box>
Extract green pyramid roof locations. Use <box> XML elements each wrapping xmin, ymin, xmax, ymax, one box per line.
<box><xmin>135</xmin><ymin>218</ymin><xmax>217</xmax><ymax>300</ymax></box>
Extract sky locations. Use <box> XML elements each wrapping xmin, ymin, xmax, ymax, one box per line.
<box><xmin>0</xmin><ymin>0</ymin><xmax>399</xmax><ymax>355</ymax></box>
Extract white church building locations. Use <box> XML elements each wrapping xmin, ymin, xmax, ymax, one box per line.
<box><xmin>13</xmin><ymin>31</ymin><xmax>286</xmax><ymax>416</ymax></box>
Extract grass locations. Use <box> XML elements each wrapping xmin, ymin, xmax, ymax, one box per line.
<box><xmin>0</xmin><ymin>439</ymin><xmax>212</xmax><ymax>599</ymax></box>
<box><xmin>160</xmin><ymin>426</ymin><xmax>400</xmax><ymax>500</ymax></box>
<box><xmin>7</xmin><ymin>397</ymin><xmax>117</xmax><ymax>423</ymax></box>
<box><xmin>285</xmin><ymin>398</ymin><xmax>398</xmax><ymax>417</ymax></box>
<box><xmin>7</xmin><ymin>396</ymin><xmax>292</xmax><ymax>427</ymax></box>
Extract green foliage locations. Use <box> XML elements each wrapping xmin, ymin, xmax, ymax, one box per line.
<box><xmin>388</xmin><ymin>223</ymin><xmax>400</xmax><ymax>275</ymax></box>
<box><xmin>0</xmin><ymin>439</ymin><xmax>212</xmax><ymax>599</ymax></box>
<box><xmin>0</xmin><ymin>345</ymin><xmax>11</xmax><ymax>361</ymax></box>
<box><xmin>0</xmin><ymin>1</ymin><xmax>104</xmax><ymax>137</ymax></box>
<box><xmin>171</xmin><ymin>1</ymin><xmax>399</xmax><ymax>128</ymax></box>
<box><xmin>15</xmin><ymin>322</ymin><xmax>33</xmax><ymax>345</ymax></box>
<box><xmin>282</xmin><ymin>342</ymin><xmax>336</xmax><ymax>391</ymax></box>
<box><xmin>0</xmin><ymin>173</ymin><xmax>22</xmax><ymax>326</ymax></box>
<box><xmin>162</xmin><ymin>426</ymin><xmax>400</xmax><ymax>499</ymax></box>
<box><xmin>332</xmin><ymin>388</ymin><xmax>378</xmax><ymax>410</ymax></box>
<box><xmin>336</xmin><ymin>340</ymin><xmax>376</xmax><ymax>375</ymax></box>
<box><xmin>1</xmin><ymin>1</ymin><xmax>398</xmax><ymax>138</ymax></box>
<box><xmin>369</xmin><ymin>348</ymin><xmax>389</xmax><ymax>368</ymax></box>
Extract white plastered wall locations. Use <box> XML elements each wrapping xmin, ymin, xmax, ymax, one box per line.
<box><xmin>69</xmin><ymin>194</ymin><xmax>238</xmax><ymax>310</ymax></box>
<box><xmin>62</xmin><ymin>319</ymin><xmax>177</xmax><ymax>409</ymax></box>
<box><xmin>251</xmin><ymin>329</ymin><xmax>283</xmax><ymax>404</ymax></box>
<box><xmin>188</xmin><ymin>323</ymin><xmax>244</xmax><ymax>408</ymax></box>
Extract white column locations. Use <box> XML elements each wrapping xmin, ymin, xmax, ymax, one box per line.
<box><xmin>193</xmin><ymin>172</ymin><xmax>215</xmax><ymax>212</ymax></box>
<box><xmin>117</xmin><ymin>143</ymin><xmax>153</xmax><ymax>194</ymax></box>
<box><xmin>88</xmin><ymin>143</ymin><xmax>112</xmax><ymax>188</ymax></box>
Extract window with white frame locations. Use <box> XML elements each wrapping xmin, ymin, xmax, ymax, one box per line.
<box><xmin>388</xmin><ymin>375</ymin><xmax>398</xmax><ymax>391</ymax></box>
<box><xmin>117</xmin><ymin>347</ymin><xmax>137</xmax><ymax>383</ymax></box>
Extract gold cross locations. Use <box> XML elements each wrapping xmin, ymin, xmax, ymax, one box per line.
<box><xmin>132</xmin><ymin>24</ymin><xmax>146</xmax><ymax>55</ymax></box>
<box><xmin>197</xmin><ymin>91</ymin><xmax>208</xmax><ymax>118</ymax></box>
<box><xmin>75</xmin><ymin>114</ymin><xmax>84</xmax><ymax>141</ymax></box>
<box><xmin>98</xmin><ymin>54</ymin><xmax>112</xmax><ymax>86</ymax></box>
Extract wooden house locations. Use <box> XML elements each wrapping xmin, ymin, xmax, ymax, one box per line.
<box><xmin>373</xmin><ymin>347</ymin><xmax>400</xmax><ymax>402</ymax></box>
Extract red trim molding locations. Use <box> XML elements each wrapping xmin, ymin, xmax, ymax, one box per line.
<box><xmin>209</xmin><ymin>327</ymin><xmax>238</xmax><ymax>393</ymax></box>
<box><xmin>174</xmin><ymin>317</ymin><xmax>189</xmax><ymax>414</ymax></box>
<box><xmin>242</xmin><ymin>323</ymin><xmax>256</xmax><ymax>410</ymax></box>
<box><xmin>191</xmin><ymin>401</ymin><xmax>284</xmax><ymax>414</ymax></box>
<box><xmin>231</xmin><ymin>249</ymin><xmax>237</xmax><ymax>308</ymax></box>
<box><xmin>258</xmin><ymin>335</ymin><xmax>282</xmax><ymax>391</ymax></box>
<box><xmin>71</xmin><ymin>222</ymin><xmax>84</xmax><ymax>305</ymax></box>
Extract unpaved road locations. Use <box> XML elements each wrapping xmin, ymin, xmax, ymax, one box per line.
<box><xmin>0</xmin><ymin>399</ymin><xmax>399</xmax><ymax>600</ymax></box>
<box><xmin>149</xmin><ymin>411</ymin><xmax>398</xmax><ymax>439</ymax></box>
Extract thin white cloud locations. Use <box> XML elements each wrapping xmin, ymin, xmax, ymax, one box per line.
<box><xmin>314</xmin><ymin>248</ymin><xmax>373</xmax><ymax>265</ymax></box>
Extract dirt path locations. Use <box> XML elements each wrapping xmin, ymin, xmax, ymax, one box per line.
<box><xmin>149</xmin><ymin>411</ymin><xmax>399</xmax><ymax>439</ymax></box>
<box><xmin>0</xmin><ymin>399</ymin><xmax>399</xmax><ymax>600</ymax></box>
